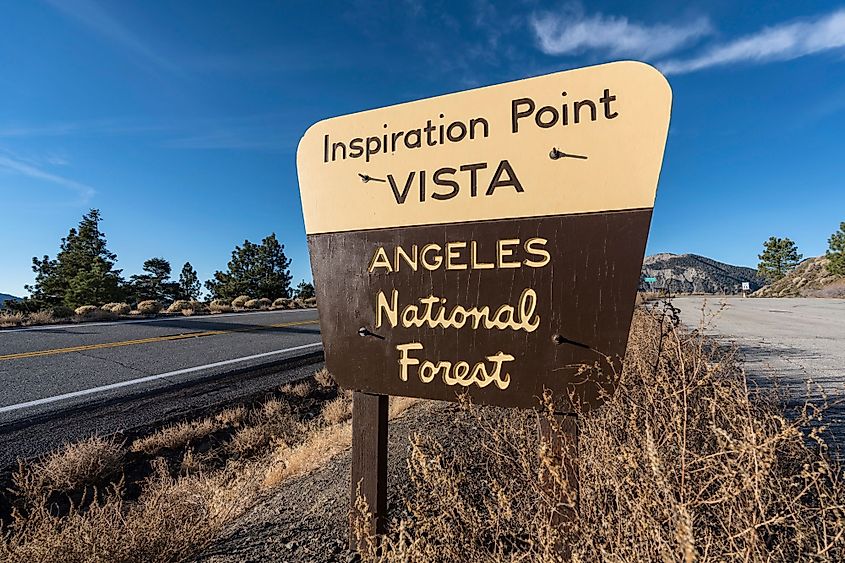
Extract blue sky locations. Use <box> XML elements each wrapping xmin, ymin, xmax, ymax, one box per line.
<box><xmin>1</xmin><ymin>0</ymin><xmax>844</xmax><ymax>296</ymax></box>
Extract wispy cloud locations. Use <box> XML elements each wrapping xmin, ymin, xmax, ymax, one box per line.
<box><xmin>0</xmin><ymin>151</ymin><xmax>95</xmax><ymax>201</ymax></box>
<box><xmin>660</xmin><ymin>9</ymin><xmax>845</xmax><ymax>74</ymax></box>
<box><xmin>0</xmin><ymin>113</ymin><xmax>299</xmax><ymax>153</ymax></box>
<box><xmin>530</xmin><ymin>5</ymin><xmax>712</xmax><ymax>59</ymax></box>
<box><xmin>43</xmin><ymin>0</ymin><xmax>179</xmax><ymax>73</ymax></box>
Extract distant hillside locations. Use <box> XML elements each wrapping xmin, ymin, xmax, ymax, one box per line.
<box><xmin>641</xmin><ymin>253</ymin><xmax>765</xmax><ymax>294</ymax></box>
<box><xmin>752</xmin><ymin>256</ymin><xmax>845</xmax><ymax>298</ymax></box>
<box><xmin>0</xmin><ymin>293</ymin><xmax>21</xmax><ymax>307</ymax></box>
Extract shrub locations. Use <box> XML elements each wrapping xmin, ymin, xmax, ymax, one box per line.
<box><xmin>243</xmin><ymin>299</ymin><xmax>259</xmax><ymax>309</ymax></box>
<box><xmin>288</xmin><ymin>300</ymin><xmax>303</xmax><ymax>309</ymax></box>
<box><xmin>209</xmin><ymin>300</ymin><xmax>233</xmax><ymax>314</ymax></box>
<box><xmin>136</xmin><ymin>300</ymin><xmax>161</xmax><ymax>314</ymax></box>
<box><xmin>14</xmin><ymin>436</ymin><xmax>123</xmax><ymax>499</ymax></box>
<box><xmin>114</xmin><ymin>303</ymin><xmax>131</xmax><ymax>315</ymax></box>
<box><xmin>73</xmin><ymin>307</ymin><xmax>117</xmax><ymax>322</ymax></box>
<box><xmin>50</xmin><ymin>305</ymin><xmax>75</xmax><ymax>319</ymax></box>
<box><xmin>166</xmin><ymin>300</ymin><xmax>193</xmax><ymax>313</ymax></box>
<box><xmin>272</xmin><ymin>297</ymin><xmax>291</xmax><ymax>309</ymax></box>
<box><xmin>231</xmin><ymin>295</ymin><xmax>250</xmax><ymax>308</ymax></box>
<box><xmin>101</xmin><ymin>303</ymin><xmax>130</xmax><ymax>315</ymax></box>
<box><xmin>256</xmin><ymin>297</ymin><xmax>272</xmax><ymax>309</ymax></box>
<box><xmin>74</xmin><ymin>305</ymin><xmax>98</xmax><ymax>317</ymax></box>
<box><xmin>304</xmin><ymin>297</ymin><xmax>317</xmax><ymax>307</ymax></box>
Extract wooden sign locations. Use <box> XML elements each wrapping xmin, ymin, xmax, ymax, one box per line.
<box><xmin>298</xmin><ymin>61</ymin><xmax>671</xmax><ymax>413</ymax></box>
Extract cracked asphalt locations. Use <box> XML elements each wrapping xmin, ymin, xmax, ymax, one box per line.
<box><xmin>673</xmin><ymin>296</ymin><xmax>845</xmax><ymax>448</ymax></box>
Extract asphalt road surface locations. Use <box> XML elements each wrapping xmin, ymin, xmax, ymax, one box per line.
<box><xmin>673</xmin><ymin>297</ymin><xmax>844</xmax><ymax>446</ymax></box>
<box><xmin>0</xmin><ymin>309</ymin><xmax>322</xmax><ymax>466</ymax></box>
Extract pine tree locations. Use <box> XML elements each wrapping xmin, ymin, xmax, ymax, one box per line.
<box><xmin>178</xmin><ymin>262</ymin><xmax>202</xmax><ymax>300</ymax></box>
<box><xmin>130</xmin><ymin>258</ymin><xmax>178</xmax><ymax>303</ymax></box>
<box><xmin>826</xmin><ymin>222</ymin><xmax>845</xmax><ymax>276</ymax></box>
<box><xmin>25</xmin><ymin>209</ymin><xmax>124</xmax><ymax>308</ymax></box>
<box><xmin>294</xmin><ymin>280</ymin><xmax>315</xmax><ymax>300</ymax></box>
<box><xmin>757</xmin><ymin>236</ymin><xmax>802</xmax><ymax>282</ymax></box>
<box><xmin>205</xmin><ymin>234</ymin><xmax>292</xmax><ymax>299</ymax></box>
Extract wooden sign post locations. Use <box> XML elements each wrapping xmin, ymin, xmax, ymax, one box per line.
<box><xmin>297</xmin><ymin>61</ymin><xmax>672</xmax><ymax>551</ymax></box>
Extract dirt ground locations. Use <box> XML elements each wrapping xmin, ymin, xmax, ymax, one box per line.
<box><xmin>195</xmin><ymin>399</ymin><xmax>468</xmax><ymax>563</ymax></box>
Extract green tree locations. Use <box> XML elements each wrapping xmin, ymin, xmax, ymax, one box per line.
<box><xmin>826</xmin><ymin>222</ymin><xmax>845</xmax><ymax>276</ymax></box>
<box><xmin>757</xmin><ymin>236</ymin><xmax>802</xmax><ymax>282</ymax></box>
<box><xmin>205</xmin><ymin>234</ymin><xmax>292</xmax><ymax>299</ymax></box>
<box><xmin>178</xmin><ymin>261</ymin><xmax>202</xmax><ymax>300</ymax></box>
<box><xmin>24</xmin><ymin>209</ymin><xmax>124</xmax><ymax>308</ymax></box>
<box><xmin>130</xmin><ymin>258</ymin><xmax>178</xmax><ymax>302</ymax></box>
<box><xmin>294</xmin><ymin>280</ymin><xmax>315</xmax><ymax>300</ymax></box>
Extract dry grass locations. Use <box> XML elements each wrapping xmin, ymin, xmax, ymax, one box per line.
<box><xmin>263</xmin><ymin>420</ymin><xmax>353</xmax><ymax>487</ymax></box>
<box><xmin>228</xmin><ymin>399</ymin><xmax>305</xmax><ymax>459</ymax></box>
<box><xmin>0</xmin><ymin>367</ymin><xmax>405</xmax><ymax>562</ymax></box>
<box><xmin>13</xmin><ymin>436</ymin><xmax>123</xmax><ymax>500</ymax></box>
<box><xmin>263</xmin><ymin>395</ymin><xmax>415</xmax><ymax>488</ymax></box>
<box><xmin>314</xmin><ymin>367</ymin><xmax>336</xmax><ymax>388</ymax></box>
<box><xmin>0</xmin><ymin>312</ymin><xmax>26</xmax><ymax>327</ymax></box>
<box><xmin>0</xmin><ymin>460</ymin><xmax>260</xmax><ymax>563</ymax></box>
<box><xmin>26</xmin><ymin>310</ymin><xmax>55</xmax><ymax>325</ymax></box>
<box><xmin>214</xmin><ymin>405</ymin><xmax>247</xmax><ymax>426</ymax></box>
<box><xmin>281</xmin><ymin>380</ymin><xmax>312</xmax><ymax>397</ymax></box>
<box><xmin>322</xmin><ymin>396</ymin><xmax>352</xmax><ymax>425</ymax></box>
<box><xmin>130</xmin><ymin>418</ymin><xmax>218</xmax><ymax>455</ymax></box>
<box><xmin>357</xmin><ymin>304</ymin><xmax>845</xmax><ymax>562</ymax></box>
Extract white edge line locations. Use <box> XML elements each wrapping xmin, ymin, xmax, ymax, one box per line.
<box><xmin>0</xmin><ymin>342</ymin><xmax>324</xmax><ymax>414</ymax></box>
<box><xmin>0</xmin><ymin>308</ymin><xmax>317</xmax><ymax>334</ymax></box>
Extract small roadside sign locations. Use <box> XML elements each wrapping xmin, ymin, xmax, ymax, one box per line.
<box><xmin>742</xmin><ymin>282</ymin><xmax>750</xmax><ymax>291</ymax></box>
<box><xmin>644</xmin><ymin>277</ymin><xmax>657</xmax><ymax>283</ymax></box>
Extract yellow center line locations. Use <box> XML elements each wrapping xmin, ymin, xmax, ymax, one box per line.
<box><xmin>0</xmin><ymin>319</ymin><xmax>319</xmax><ymax>362</ymax></box>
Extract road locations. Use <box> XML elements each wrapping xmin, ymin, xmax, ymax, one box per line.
<box><xmin>0</xmin><ymin>309</ymin><xmax>322</xmax><ymax>466</ymax></box>
<box><xmin>673</xmin><ymin>297</ymin><xmax>845</xmax><ymax>446</ymax></box>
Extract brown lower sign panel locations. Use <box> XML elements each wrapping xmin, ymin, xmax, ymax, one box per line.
<box><xmin>308</xmin><ymin>208</ymin><xmax>651</xmax><ymax>412</ymax></box>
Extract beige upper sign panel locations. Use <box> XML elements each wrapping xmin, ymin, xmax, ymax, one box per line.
<box><xmin>297</xmin><ymin>61</ymin><xmax>671</xmax><ymax>235</ymax></box>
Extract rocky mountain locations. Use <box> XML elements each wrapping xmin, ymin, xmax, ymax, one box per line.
<box><xmin>641</xmin><ymin>253</ymin><xmax>765</xmax><ymax>294</ymax></box>
<box><xmin>752</xmin><ymin>256</ymin><xmax>845</xmax><ymax>298</ymax></box>
<box><xmin>0</xmin><ymin>293</ymin><xmax>20</xmax><ymax>307</ymax></box>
